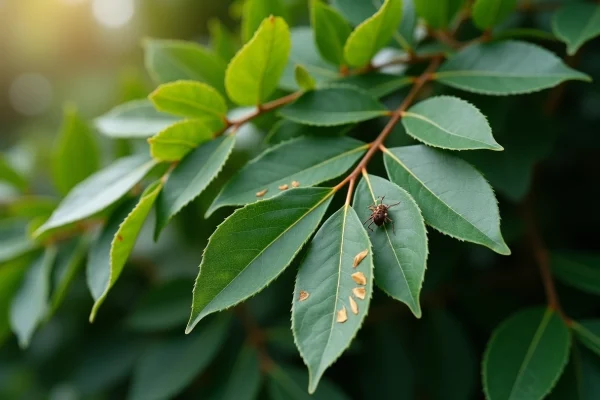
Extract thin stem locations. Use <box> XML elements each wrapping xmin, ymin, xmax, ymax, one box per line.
<box><xmin>345</xmin><ymin>177</ymin><xmax>356</xmax><ymax>206</ymax></box>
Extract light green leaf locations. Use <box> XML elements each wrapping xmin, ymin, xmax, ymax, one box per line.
<box><xmin>413</xmin><ymin>0</ymin><xmax>465</xmax><ymax>29</ymax></box>
<box><xmin>219</xmin><ymin>346</ymin><xmax>262</xmax><ymax>400</ymax></box>
<box><xmin>143</xmin><ymin>39</ymin><xmax>227</xmax><ymax>95</ymax></box>
<box><xmin>435</xmin><ymin>41</ymin><xmax>590</xmax><ymax>95</ymax></box>
<box><xmin>95</xmin><ymin>100</ymin><xmax>181</xmax><ymax>139</ymax></box>
<box><xmin>0</xmin><ymin>154</ymin><xmax>27</xmax><ymax>191</ymax></box>
<box><xmin>383</xmin><ymin>145</ymin><xmax>510</xmax><ymax>255</ymax></box>
<box><xmin>472</xmin><ymin>0</ymin><xmax>517</xmax><ymax>30</ymax></box>
<box><xmin>186</xmin><ymin>188</ymin><xmax>333</xmax><ymax>332</ymax></box>
<box><xmin>265</xmin><ymin>120</ymin><xmax>351</xmax><ymax>144</ymax></box>
<box><xmin>89</xmin><ymin>181</ymin><xmax>163</xmax><ymax>322</ymax></box>
<box><xmin>226</xmin><ymin>16</ymin><xmax>291</xmax><ymax>106</ymax></box>
<box><xmin>49</xmin><ymin>238</ymin><xmax>87</xmax><ymax>316</ymax></box>
<box><xmin>268</xmin><ymin>364</ymin><xmax>350</xmax><ymax>400</ymax></box>
<box><xmin>0</xmin><ymin>257</ymin><xmax>29</xmax><ymax>346</ymax></box>
<box><xmin>148</xmin><ymin>120</ymin><xmax>216</xmax><ymax>162</ymax></box>
<box><xmin>207</xmin><ymin>137</ymin><xmax>367</xmax><ymax>215</ymax></box>
<box><xmin>292</xmin><ymin>205</ymin><xmax>373</xmax><ymax>393</ymax></box>
<box><xmin>129</xmin><ymin>315</ymin><xmax>231</xmax><ymax>400</ymax></box>
<box><xmin>10</xmin><ymin>247</ymin><xmax>57</xmax><ymax>348</ymax></box>
<box><xmin>354</xmin><ymin>174</ymin><xmax>427</xmax><ymax>317</ymax></box>
<box><xmin>0</xmin><ymin>220</ymin><xmax>37</xmax><ymax>264</ymax></box>
<box><xmin>149</xmin><ymin>81</ymin><xmax>228</xmax><ymax>124</ymax></box>
<box><xmin>294</xmin><ymin>65</ymin><xmax>317</xmax><ymax>91</ymax></box>
<box><xmin>208</xmin><ymin>18</ymin><xmax>238</xmax><ymax>61</ymax></box>
<box><xmin>572</xmin><ymin>320</ymin><xmax>600</xmax><ymax>357</ymax></box>
<box><xmin>35</xmin><ymin>154</ymin><xmax>157</xmax><ymax>237</ymax></box>
<box><xmin>335</xmin><ymin>73</ymin><xmax>413</xmax><ymax>99</ymax></box>
<box><xmin>402</xmin><ymin>96</ymin><xmax>503</xmax><ymax>151</ymax></box>
<box><xmin>311</xmin><ymin>0</ymin><xmax>352</xmax><ymax>66</ymax></box>
<box><xmin>550</xmin><ymin>252</ymin><xmax>600</xmax><ymax>296</ymax></box>
<box><xmin>279</xmin><ymin>87</ymin><xmax>388</xmax><ymax>126</ymax></box>
<box><xmin>483</xmin><ymin>307</ymin><xmax>570</xmax><ymax>400</ymax></box>
<box><xmin>552</xmin><ymin>3</ymin><xmax>600</xmax><ymax>56</ymax></box>
<box><xmin>343</xmin><ymin>0</ymin><xmax>402</xmax><ymax>67</ymax></box>
<box><xmin>52</xmin><ymin>105</ymin><xmax>100</xmax><ymax>195</ymax></box>
<box><xmin>7</xmin><ymin>196</ymin><xmax>58</xmax><ymax>219</ymax></box>
<box><xmin>155</xmin><ymin>135</ymin><xmax>235</xmax><ymax>239</ymax></box>
<box><xmin>241</xmin><ymin>0</ymin><xmax>287</xmax><ymax>43</ymax></box>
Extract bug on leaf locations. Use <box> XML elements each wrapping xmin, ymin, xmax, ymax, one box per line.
<box><xmin>363</xmin><ymin>196</ymin><xmax>400</xmax><ymax>234</ymax></box>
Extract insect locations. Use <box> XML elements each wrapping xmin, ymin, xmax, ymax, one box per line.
<box><xmin>363</xmin><ymin>196</ymin><xmax>400</xmax><ymax>234</ymax></box>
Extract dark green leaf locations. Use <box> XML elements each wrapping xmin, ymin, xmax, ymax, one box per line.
<box><xmin>572</xmin><ymin>320</ymin><xmax>600</xmax><ymax>357</ymax></box>
<box><xmin>335</xmin><ymin>73</ymin><xmax>413</xmax><ymax>98</ymax></box>
<box><xmin>552</xmin><ymin>3</ymin><xmax>600</xmax><ymax>56</ymax></box>
<box><xmin>208</xmin><ymin>18</ymin><xmax>238</xmax><ymax>61</ymax></box>
<box><xmin>267</xmin><ymin>364</ymin><xmax>350</xmax><ymax>400</ymax></box>
<box><xmin>279</xmin><ymin>87</ymin><xmax>388</xmax><ymax>126</ymax></box>
<box><xmin>0</xmin><ymin>257</ymin><xmax>29</xmax><ymax>345</ymax></box>
<box><xmin>384</xmin><ymin>145</ymin><xmax>510</xmax><ymax>255</ymax></box>
<box><xmin>49</xmin><ymin>238</ymin><xmax>87</xmax><ymax>316</ymax></box>
<box><xmin>472</xmin><ymin>0</ymin><xmax>517</xmax><ymax>30</ymax></box>
<box><xmin>241</xmin><ymin>0</ymin><xmax>287</xmax><ymax>43</ymax></box>
<box><xmin>35</xmin><ymin>154</ymin><xmax>157</xmax><ymax>237</ymax></box>
<box><xmin>413</xmin><ymin>0</ymin><xmax>465</xmax><ymax>29</ymax></box>
<box><xmin>293</xmin><ymin>205</ymin><xmax>373</xmax><ymax>393</ymax></box>
<box><xmin>354</xmin><ymin>174</ymin><xmax>427</xmax><ymax>317</ymax></box>
<box><xmin>265</xmin><ymin>120</ymin><xmax>351</xmax><ymax>145</ymax></box>
<box><xmin>311</xmin><ymin>0</ymin><xmax>351</xmax><ymax>66</ymax></box>
<box><xmin>435</xmin><ymin>41</ymin><xmax>590</xmax><ymax>95</ymax></box>
<box><xmin>95</xmin><ymin>100</ymin><xmax>180</xmax><ymax>139</ymax></box>
<box><xmin>0</xmin><ymin>154</ymin><xmax>27</xmax><ymax>191</ymax></box>
<box><xmin>207</xmin><ymin>137</ymin><xmax>367</xmax><ymax>215</ymax></box>
<box><xmin>483</xmin><ymin>307</ymin><xmax>570</xmax><ymax>400</ymax></box>
<box><xmin>148</xmin><ymin>120</ymin><xmax>216</xmax><ymax>162</ymax></box>
<box><xmin>186</xmin><ymin>188</ymin><xmax>334</xmax><ymax>332</ymax></box>
<box><xmin>219</xmin><ymin>346</ymin><xmax>262</xmax><ymax>400</ymax></box>
<box><xmin>550</xmin><ymin>252</ymin><xmax>600</xmax><ymax>296</ymax></box>
<box><xmin>155</xmin><ymin>135</ymin><xmax>235</xmax><ymax>238</ymax></box>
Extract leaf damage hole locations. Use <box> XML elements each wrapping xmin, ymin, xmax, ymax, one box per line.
<box><xmin>256</xmin><ymin>189</ymin><xmax>268</xmax><ymax>197</ymax></box>
<box><xmin>337</xmin><ymin>306</ymin><xmax>348</xmax><ymax>323</ymax></box>
<box><xmin>291</xmin><ymin>180</ymin><xmax>300</xmax><ymax>188</ymax></box>
<box><xmin>299</xmin><ymin>290</ymin><xmax>309</xmax><ymax>301</ymax></box>
<box><xmin>349</xmin><ymin>296</ymin><xmax>358</xmax><ymax>314</ymax></box>
<box><xmin>352</xmin><ymin>287</ymin><xmax>366</xmax><ymax>300</ymax></box>
<box><xmin>278</xmin><ymin>184</ymin><xmax>289</xmax><ymax>191</ymax></box>
<box><xmin>351</xmin><ymin>271</ymin><xmax>366</xmax><ymax>285</ymax></box>
<box><xmin>353</xmin><ymin>249</ymin><xmax>369</xmax><ymax>268</ymax></box>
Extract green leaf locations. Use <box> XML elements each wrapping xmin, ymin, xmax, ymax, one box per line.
<box><xmin>52</xmin><ymin>105</ymin><xmax>101</xmax><ymax>195</ymax></box>
<box><xmin>0</xmin><ymin>154</ymin><xmax>27</xmax><ymax>191</ymax></box>
<box><xmin>219</xmin><ymin>346</ymin><xmax>262</xmax><ymax>400</ymax></box>
<box><xmin>343</xmin><ymin>0</ymin><xmax>403</xmax><ymax>67</ymax></box>
<box><xmin>401</xmin><ymin>96</ymin><xmax>503</xmax><ymax>151</ymax></box>
<box><xmin>149</xmin><ymin>81</ymin><xmax>228</xmax><ymax>124</ymax></box>
<box><xmin>550</xmin><ymin>252</ymin><xmax>600</xmax><ymax>296</ymax></box>
<box><xmin>155</xmin><ymin>135</ymin><xmax>235</xmax><ymax>239</ymax></box>
<box><xmin>7</xmin><ymin>196</ymin><xmax>58</xmax><ymax>219</ymax></box>
<box><xmin>472</xmin><ymin>0</ymin><xmax>517</xmax><ymax>30</ymax></box>
<box><xmin>0</xmin><ymin>257</ymin><xmax>29</xmax><ymax>346</ymax></box>
<box><xmin>413</xmin><ymin>0</ymin><xmax>465</xmax><ymax>29</ymax></box>
<box><xmin>148</xmin><ymin>120</ymin><xmax>216</xmax><ymax>162</ymax></box>
<box><xmin>383</xmin><ymin>145</ymin><xmax>510</xmax><ymax>255</ymax></box>
<box><xmin>95</xmin><ymin>100</ymin><xmax>181</xmax><ymax>139</ymax></box>
<box><xmin>434</xmin><ymin>41</ymin><xmax>590</xmax><ymax>95</ymax></box>
<box><xmin>186</xmin><ymin>188</ymin><xmax>333</xmax><ymax>332</ymax></box>
<box><xmin>49</xmin><ymin>238</ymin><xmax>87</xmax><ymax>316</ymax></box>
<box><xmin>143</xmin><ymin>39</ymin><xmax>227</xmax><ymax>95</ymax></box>
<box><xmin>129</xmin><ymin>315</ymin><xmax>231</xmax><ymax>400</ymax></box>
<box><xmin>9</xmin><ymin>248</ymin><xmax>57</xmax><ymax>348</ymax></box>
<box><xmin>483</xmin><ymin>307</ymin><xmax>570</xmax><ymax>400</ymax></box>
<box><xmin>241</xmin><ymin>0</ymin><xmax>287</xmax><ymax>43</ymax></box>
<box><xmin>208</xmin><ymin>18</ymin><xmax>238</xmax><ymax>61</ymax></box>
<box><xmin>279</xmin><ymin>87</ymin><xmax>388</xmax><ymax>126</ymax></box>
<box><xmin>294</xmin><ymin>65</ymin><xmax>317</xmax><ymax>91</ymax></box>
<box><xmin>267</xmin><ymin>364</ymin><xmax>350</xmax><ymax>400</ymax></box>
<box><xmin>335</xmin><ymin>73</ymin><xmax>413</xmax><ymax>99</ymax></box>
<box><xmin>311</xmin><ymin>0</ymin><xmax>352</xmax><ymax>66</ymax></box>
<box><xmin>35</xmin><ymin>154</ymin><xmax>157</xmax><ymax>237</ymax></box>
<box><xmin>265</xmin><ymin>120</ymin><xmax>351</xmax><ymax>144</ymax></box>
<box><xmin>354</xmin><ymin>174</ymin><xmax>427</xmax><ymax>317</ymax></box>
<box><xmin>207</xmin><ymin>137</ymin><xmax>367</xmax><ymax>215</ymax></box>
<box><xmin>552</xmin><ymin>3</ymin><xmax>600</xmax><ymax>56</ymax></box>
<box><xmin>226</xmin><ymin>16</ymin><xmax>291</xmax><ymax>106</ymax></box>
<box><xmin>572</xmin><ymin>320</ymin><xmax>600</xmax><ymax>357</ymax></box>
<box><xmin>89</xmin><ymin>181</ymin><xmax>163</xmax><ymax>322</ymax></box>
<box><xmin>292</xmin><ymin>205</ymin><xmax>373</xmax><ymax>393</ymax></box>
<box><xmin>0</xmin><ymin>220</ymin><xmax>37</xmax><ymax>264</ymax></box>
<box><xmin>492</xmin><ymin>28</ymin><xmax>558</xmax><ymax>43</ymax></box>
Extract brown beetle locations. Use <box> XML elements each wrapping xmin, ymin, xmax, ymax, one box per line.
<box><xmin>363</xmin><ymin>196</ymin><xmax>400</xmax><ymax>234</ymax></box>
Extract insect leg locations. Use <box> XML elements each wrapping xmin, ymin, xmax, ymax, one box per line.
<box><xmin>387</xmin><ymin>201</ymin><xmax>401</xmax><ymax>209</ymax></box>
<box><xmin>367</xmin><ymin>220</ymin><xmax>375</xmax><ymax>232</ymax></box>
<box><xmin>387</xmin><ymin>217</ymin><xmax>396</xmax><ymax>235</ymax></box>
<box><xmin>363</xmin><ymin>216</ymin><xmax>373</xmax><ymax>225</ymax></box>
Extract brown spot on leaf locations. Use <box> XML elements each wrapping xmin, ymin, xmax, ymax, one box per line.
<box><xmin>299</xmin><ymin>291</ymin><xmax>309</xmax><ymax>302</ymax></box>
<box><xmin>351</xmin><ymin>272</ymin><xmax>366</xmax><ymax>285</ymax></box>
<box><xmin>353</xmin><ymin>249</ymin><xmax>369</xmax><ymax>268</ymax></box>
<box><xmin>353</xmin><ymin>287</ymin><xmax>366</xmax><ymax>300</ymax></box>
<box><xmin>292</xmin><ymin>180</ymin><xmax>300</xmax><ymax>188</ymax></box>
<box><xmin>256</xmin><ymin>189</ymin><xmax>268</xmax><ymax>197</ymax></box>
<box><xmin>117</xmin><ymin>235</ymin><xmax>124</xmax><ymax>242</ymax></box>
<box><xmin>349</xmin><ymin>296</ymin><xmax>358</xmax><ymax>314</ymax></box>
<box><xmin>337</xmin><ymin>306</ymin><xmax>348</xmax><ymax>323</ymax></box>
<box><xmin>278</xmin><ymin>184</ymin><xmax>289</xmax><ymax>191</ymax></box>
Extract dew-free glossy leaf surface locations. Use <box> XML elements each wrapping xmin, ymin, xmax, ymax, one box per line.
<box><xmin>279</xmin><ymin>87</ymin><xmax>387</xmax><ymax>126</ymax></box>
<box><xmin>89</xmin><ymin>181</ymin><xmax>163</xmax><ymax>322</ymax></box>
<box><xmin>148</xmin><ymin>120</ymin><xmax>216</xmax><ymax>162</ymax></box>
<box><xmin>335</xmin><ymin>73</ymin><xmax>413</xmax><ymax>99</ymax></box>
<box><xmin>384</xmin><ymin>145</ymin><xmax>509</xmax><ymax>255</ymax></box>
<box><xmin>483</xmin><ymin>307</ymin><xmax>570</xmax><ymax>400</ymax></box>
<box><xmin>10</xmin><ymin>248</ymin><xmax>57</xmax><ymax>348</ymax></box>
<box><xmin>354</xmin><ymin>174</ymin><xmax>427</xmax><ymax>317</ymax></box>
<box><xmin>144</xmin><ymin>39</ymin><xmax>227</xmax><ymax>94</ymax></box>
<box><xmin>413</xmin><ymin>0</ymin><xmax>465</xmax><ymax>29</ymax></box>
<box><xmin>53</xmin><ymin>105</ymin><xmax>100</xmax><ymax>195</ymax></box>
<box><xmin>95</xmin><ymin>100</ymin><xmax>180</xmax><ymax>139</ymax></box>
<box><xmin>435</xmin><ymin>41</ymin><xmax>590</xmax><ymax>95</ymax></box>
<box><xmin>36</xmin><ymin>154</ymin><xmax>157</xmax><ymax>237</ymax></box>
<box><xmin>149</xmin><ymin>81</ymin><xmax>227</xmax><ymax>123</ymax></box>
<box><xmin>207</xmin><ymin>137</ymin><xmax>366</xmax><ymax>215</ymax></box>
<box><xmin>472</xmin><ymin>0</ymin><xmax>517</xmax><ymax>30</ymax></box>
<box><xmin>155</xmin><ymin>135</ymin><xmax>235</xmax><ymax>238</ymax></box>
<box><xmin>402</xmin><ymin>96</ymin><xmax>502</xmax><ymax>151</ymax></box>
<box><xmin>241</xmin><ymin>0</ymin><xmax>287</xmax><ymax>43</ymax></box>
<box><xmin>265</xmin><ymin>120</ymin><xmax>351</xmax><ymax>144</ymax></box>
<box><xmin>219</xmin><ymin>346</ymin><xmax>262</xmax><ymax>400</ymax></box>
<box><xmin>187</xmin><ymin>188</ymin><xmax>333</xmax><ymax>332</ymax></box>
<box><xmin>553</xmin><ymin>3</ymin><xmax>600</xmax><ymax>56</ymax></box>
<box><xmin>344</xmin><ymin>0</ymin><xmax>402</xmax><ymax>67</ymax></box>
<box><xmin>129</xmin><ymin>315</ymin><xmax>230</xmax><ymax>400</ymax></box>
<box><xmin>572</xmin><ymin>320</ymin><xmax>600</xmax><ymax>357</ymax></box>
<box><xmin>294</xmin><ymin>65</ymin><xmax>317</xmax><ymax>91</ymax></box>
<box><xmin>312</xmin><ymin>0</ymin><xmax>351</xmax><ymax>66</ymax></box>
<box><xmin>226</xmin><ymin>16</ymin><xmax>291</xmax><ymax>106</ymax></box>
<box><xmin>268</xmin><ymin>364</ymin><xmax>350</xmax><ymax>400</ymax></box>
<box><xmin>293</xmin><ymin>205</ymin><xmax>373</xmax><ymax>393</ymax></box>
<box><xmin>550</xmin><ymin>252</ymin><xmax>600</xmax><ymax>296</ymax></box>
